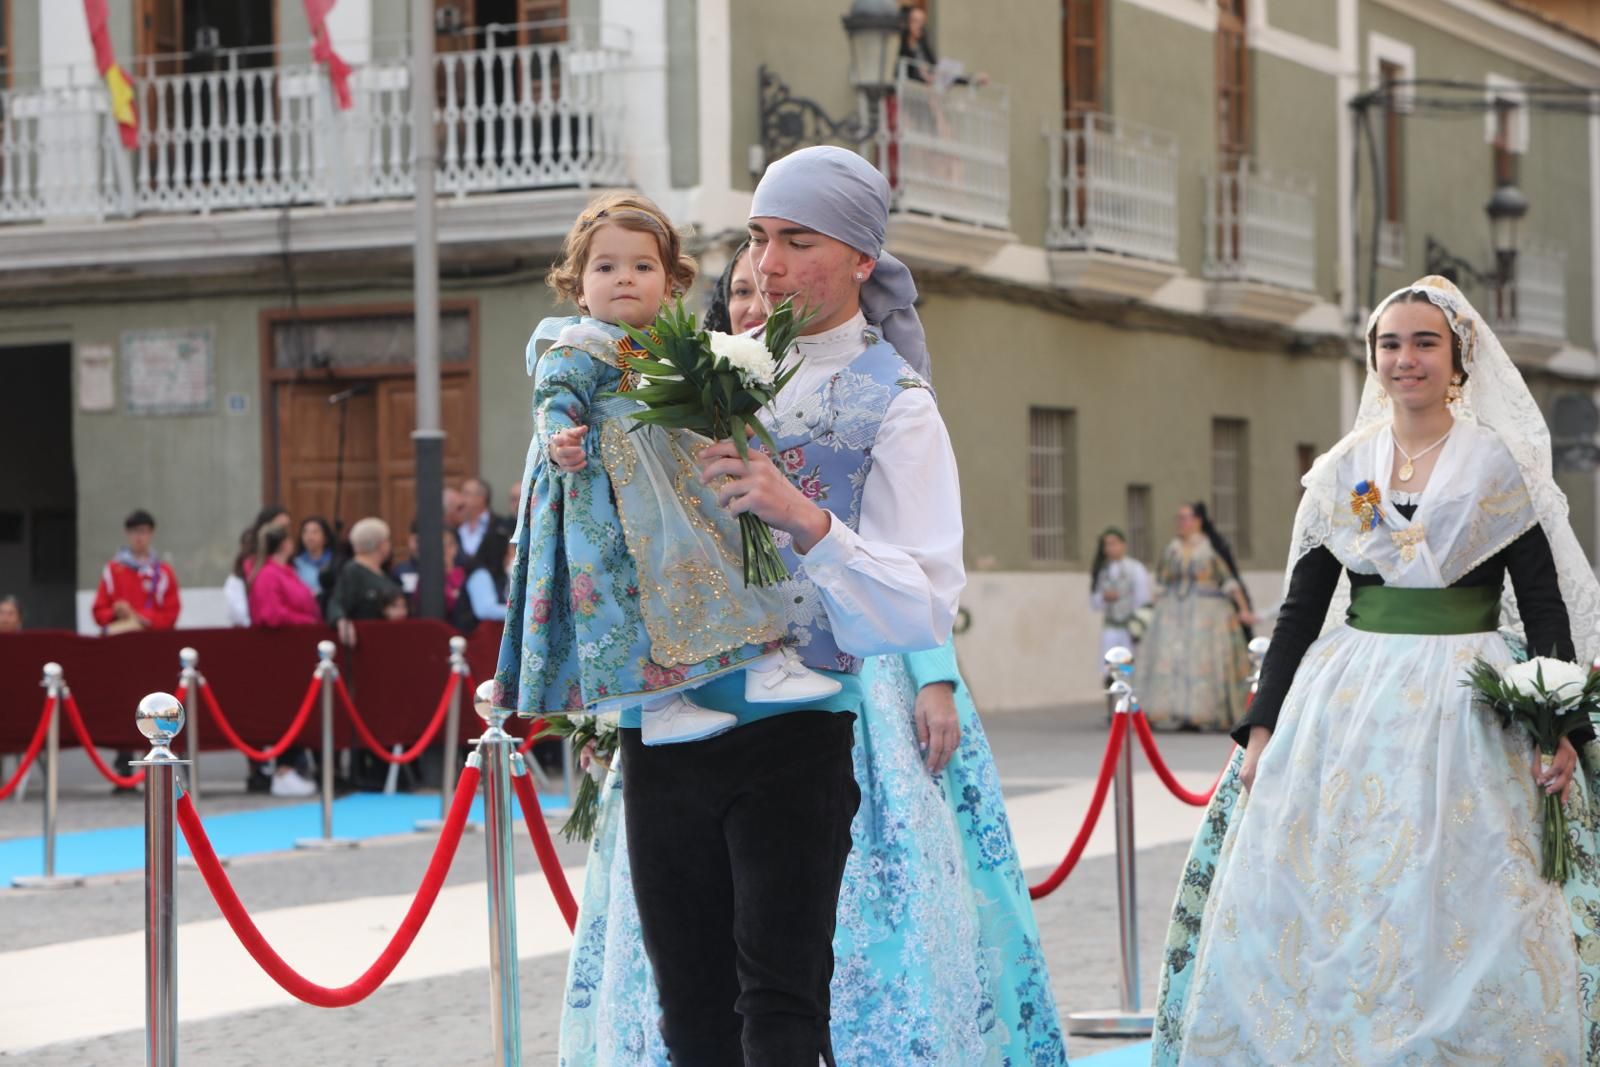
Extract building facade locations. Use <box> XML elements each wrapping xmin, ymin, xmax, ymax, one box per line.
<box><xmin>0</xmin><ymin>0</ymin><xmax>1595</xmax><ymax>708</ymax></box>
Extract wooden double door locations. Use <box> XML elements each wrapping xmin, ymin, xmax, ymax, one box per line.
<box><xmin>271</xmin><ymin>374</ymin><xmax>476</xmax><ymax>558</ymax></box>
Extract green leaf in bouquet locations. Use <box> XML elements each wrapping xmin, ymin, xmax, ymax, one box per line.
<box><xmin>745</xmin><ymin>414</ymin><xmax>779</xmax><ymax>457</ymax></box>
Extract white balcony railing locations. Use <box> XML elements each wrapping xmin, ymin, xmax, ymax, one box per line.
<box><xmin>1046</xmin><ymin>111</ymin><xmax>1178</xmax><ymax>263</ymax></box>
<box><xmin>0</xmin><ymin>29</ymin><xmax>627</xmax><ymax>224</ymax></box>
<box><xmin>1203</xmin><ymin>161</ymin><xmax>1316</xmax><ymax>292</ymax></box>
<box><xmin>1492</xmin><ymin>243</ymin><xmax>1567</xmax><ymax>341</ymax></box>
<box><xmin>878</xmin><ymin>63</ymin><xmax>1009</xmax><ymax>231</ymax></box>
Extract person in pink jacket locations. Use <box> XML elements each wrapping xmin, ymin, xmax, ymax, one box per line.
<box><xmin>246</xmin><ymin>524</ymin><xmax>320</xmax><ymax>796</ymax></box>
<box><xmin>248</xmin><ymin>525</ymin><xmax>323</xmax><ymax>627</ymax></box>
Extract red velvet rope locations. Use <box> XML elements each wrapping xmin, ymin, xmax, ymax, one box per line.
<box><xmin>333</xmin><ymin>673</ymin><xmax>459</xmax><ymax>764</ymax></box>
<box><xmin>61</xmin><ymin>691</ymin><xmax>145</xmax><ymax>788</ymax></box>
<box><xmin>176</xmin><ymin>764</ymin><xmax>481</xmax><ymax>1008</ymax></box>
<box><xmin>1028</xmin><ymin>713</ymin><xmax>1126</xmax><ymax>901</ymax></box>
<box><xmin>517</xmin><ymin>717</ymin><xmax>552</xmax><ymax>755</ymax></box>
<box><xmin>183</xmin><ymin>676</ymin><xmax>320</xmax><ymax>763</ymax></box>
<box><xmin>1131</xmin><ymin>711</ymin><xmax>1227</xmax><ymax>807</ymax></box>
<box><xmin>0</xmin><ymin>695</ymin><xmax>55</xmax><ymax>800</ymax></box>
<box><xmin>509</xmin><ymin>766</ymin><xmax>579</xmax><ymax>931</ymax></box>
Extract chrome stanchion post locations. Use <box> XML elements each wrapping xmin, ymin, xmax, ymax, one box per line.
<box><xmin>179</xmin><ymin>648</ymin><xmax>201</xmax><ymax>803</ymax></box>
<box><xmin>418</xmin><ymin>636</ymin><xmax>473</xmax><ymax>832</ymax></box>
<box><xmin>295</xmin><ymin>641</ymin><xmax>355</xmax><ymax>851</ymax></box>
<box><xmin>133</xmin><ymin>692</ymin><xmax>187</xmax><ymax>1067</ymax></box>
<box><xmin>469</xmin><ymin>680</ymin><xmax>522</xmax><ymax>1065</ymax></box>
<box><xmin>14</xmin><ymin>663</ymin><xmax>84</xmax><ymax>889</ymax></box>
<box><xmin>1248</xmin><ymin>636</ymin><xmax>1271</xmax><ymax>698</ymax></box>
<box><xmin>1067</xmin><ymin>646</ymin><xmax>1154</xmax><ymax>1037</ymax></box>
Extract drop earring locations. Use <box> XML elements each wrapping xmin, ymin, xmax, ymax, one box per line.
<box><xmin>1446</xmin><ymin>374</ymin><xmax>1464</xmax><ymax>406</ymax></box>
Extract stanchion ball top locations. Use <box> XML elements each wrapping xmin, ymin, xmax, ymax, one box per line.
<box><xmin>473</xmin><ymin>680</ymin><xmax>498</xmax><ymax>722</ymax></box>
<box><xmin>317</xmin><ymin>640</ymin><xmax>337</xmax><ymax>659</ymax></box>
<box><xmin>450</xmin><ymin>635</ymin><xmax>468</xmax><ymax>654</ymax></box>
<box><xmin>1104</xmin><ymin>646</ymin><xmax>1134</xmax><ymax>669</ymax></box>
<box><xmin>136</xmin><ymin>692</ymin><xmax>185</xmax><ymax>742</ymax></box>
<box><xmin>42</xmin><ymin>662</ymin><xmax>63</xmax><ymax>679</ymax></box>
<box><xmin>179</xmin><ymin>647</ymin><xmax>199</xmax><ymax>667</ymax></box>
<box><xmin>1247</xmin><ymin>636</ymin><xmax>1272</xmax><ymax>658</ymax></box>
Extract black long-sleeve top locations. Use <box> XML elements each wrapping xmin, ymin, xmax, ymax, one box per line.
<box><xmin>1234</xmin><ymin>504</ymin><xmax>1586</xmax><ymax>748</ymax></box>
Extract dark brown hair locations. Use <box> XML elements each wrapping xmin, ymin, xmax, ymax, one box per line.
<box><xmin>546</xmin><ymin>192</ymin><xmax>697</xmax><ymax>310</ymax></box>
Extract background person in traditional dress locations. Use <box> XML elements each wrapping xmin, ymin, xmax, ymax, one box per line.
<box><xmin>1153</xmin><ymin>277</ymin><xmax>1600</xmax><ymax>1064</ymax></box>
<box><xmin>1136</xmin><ymin>502</ymin><xmax>1254</xmax><ymax>731</ymax></box>
<box><xmin>703</xmin><ymin>239</ymin><xmax>766</xmax><ymax>335</ymax></box>
<box><xmin>555</xmin><ymin>256</ymin><xmax>1064</xmax><ymax>1067</ymax></box>
<box><xmin>1089</xmin><ymin>526</ymin><xmax>1151</xmax><ymax>666</ymax></box>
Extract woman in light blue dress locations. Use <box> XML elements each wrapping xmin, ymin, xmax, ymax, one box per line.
<box><xmin>558</xmin><ymin>637</ymin><xmax>1068</xmax><ymax>1066</ymax></box>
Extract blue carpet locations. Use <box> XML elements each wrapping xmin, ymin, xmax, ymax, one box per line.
<box><xmin>1077</xmin><ymin>1041</ymin><xmax>1151</xmax><ymax>1065</ymax></box>
<box><xmin>0</xmin><ymin>790</ymin><xmax>569</xmax><ymax>886</ymax></box>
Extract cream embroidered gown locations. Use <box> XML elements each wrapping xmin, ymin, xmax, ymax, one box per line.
<box><xmin>1154</xmin><ymin>420</ymin><xmax>1600</xmax><ymax>1065</ymax></box>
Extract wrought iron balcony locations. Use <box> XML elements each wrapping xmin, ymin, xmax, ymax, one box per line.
<box><xmin>0</xmin><ymin>26</ymin><xmax>627</xmax><ymax>225</ymax></box>
<box><xmin>877</xmin><ymin>61</ymin><xmax>1009</xmax><ymax>232</ymax></box>
<box><xmin>1046</xmin><ymin>111</ymin><xmax>1178</xmax><ymax>264</ymax></box>
<box><xmin>1203</xmin><ymin>159</ymin><xmax>1317</xmax><ymax>292</ymax></box>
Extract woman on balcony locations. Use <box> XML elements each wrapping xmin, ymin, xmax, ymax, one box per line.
<box><xmin>1153</xmin><ymin>277</ymin><xmax>1600</xmax><ymax>1064</ymax></box>
<box><xmin>1136</xmin><ymin>503</ymin><xmax>1255</xmax><ymax>731</ymax></box>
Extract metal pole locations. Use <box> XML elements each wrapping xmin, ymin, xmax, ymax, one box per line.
<box><xmin>179</xmin><ymin>648</ymin><xmax>200</xmax><ymax>803</ymax></box>
<box><xmin>295</xmin><ymin>641</ymin><xmax>356</xmax><ymax>850</ymax></box>
<box><xmin>133</xmin><ymin>691</ymin><xmax>187</xmax><ymax>1067</ymax></box>
<box><xmin>14</xmin><ymin>663</ymin><xmax>84</xmax><ymax>889</ymax></box>
<box><xmin>471</xmin><ymin>680</ymin><xmax>522</xmax><ymax>1065</ymax></box>
<box><xmin>1066</xmin><ymin>646</ymin><xmax>1153</xmax><ymax>1036</ymax></box>
<box><xmin>418</xmin><ymin>635</ymin><xmax>473</xmax><ymax>832</ymax></box>
<box><xmin>411</xmin><ymin>0</ymin><xmax>446</xmax><ymax>621</ymax></box>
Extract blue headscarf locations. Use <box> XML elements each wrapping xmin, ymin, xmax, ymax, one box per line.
<box><xmin>750</xmin><ymin>146</ymin><xmax>931</xmax><ymax>379</ymax></box>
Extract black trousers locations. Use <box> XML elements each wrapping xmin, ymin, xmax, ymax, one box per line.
<box><xmin>622</xmin><ymin>711</ymin><xmax>860</xmax><ymax>1066</ymax></box>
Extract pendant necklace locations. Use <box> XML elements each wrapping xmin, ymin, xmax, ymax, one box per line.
<box><xmin>1394</xmin><ymin>428</ymin><xmax>1451</xmax><ymax>483</ymax></box>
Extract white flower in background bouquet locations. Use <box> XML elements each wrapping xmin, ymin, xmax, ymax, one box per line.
<box><xmin>1464</xmin><ymin>654</ymin><xmax>1600</xmax><ymax>881</ymax></box>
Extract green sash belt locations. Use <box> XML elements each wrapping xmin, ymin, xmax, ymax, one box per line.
<box><xmin>1346</xmin><ymin>584</ymin><xmax>1500</xmax><ymax>636</ymax></box>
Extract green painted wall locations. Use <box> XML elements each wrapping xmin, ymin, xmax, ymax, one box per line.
<box><xmin>1</xmin><ymin>276</ymin><xmax>560</xmax><ymax>590</ymax></box>
<box><xmin>1266</xmin><ymin>0</ymin><xmax>1338</xmax><ymax>47</ymax></box>
<box><xmin>1251</xmin><ymin>52</ymin><xmax>1338</xmax><ymax>296</ymax></box>
<box><xmin>10</xmin><ymin>0</ymin><xmax>39</xmax><ymax>83</ymax></box>
<box><xmin>666</xmin><ymin>0</ymin><xmax>699</xmax><ymax>188</ymax></box>
<box><xmin>925</xmin><ymin>0</ymin><xmax>1057</xmax><ymax>244</ymax></box>
<box><xmin>918</xmin><ymin>293</ymin><xmax>1343</xmax><ymax>572</ymax></box>
<box><xmin>1361</xmin><ymin>2</ymin><xmax>1595</xmax><ymax>350</ymax></box>
<box><xmin>1106</xmin><ymin>4</ymin><xmax>1219</xmax><ymax>278</ymax></box>
<box><xmin>729</xmin><ymin>3</ymin><xmax>857</xmax><ymax>192</ymax></box>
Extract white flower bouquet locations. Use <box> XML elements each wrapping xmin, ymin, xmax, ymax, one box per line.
<box><xmin>1463</xmin><ymin>654</ymin><xmax>1600</xmax><ymax>881</ymax></box>
<box><xmin>613</xmin><ymin>298</ymin><xmax>808</xmax><ymax>586</ymax></box>
<box><xmin>536</xmin><ymin>710</ymin><xmax>620</xmax><ymax>842</ymax></box>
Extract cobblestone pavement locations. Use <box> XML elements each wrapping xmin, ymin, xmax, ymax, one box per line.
<box><xmin>0</xmin><ymin>701</ymin><xmax>1228</xmax><ymax>1064</ymax></box>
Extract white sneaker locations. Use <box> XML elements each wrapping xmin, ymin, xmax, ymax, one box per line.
<box><xmin>744</xmin><ymin>648</ymin><xmax>843</xmax><ymax>704</ymax></box>
<box><xmin>270</xmin><ymin>767</ymin><xmax>318</xmax><ymax>798</ymax></box>
<box><xmin>641</xmin><ymin>695</ymin><xmax>738</xmax><ymax>746</ymax></box>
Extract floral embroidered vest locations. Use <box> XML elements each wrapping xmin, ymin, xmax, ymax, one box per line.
<box><xmin>766</xmin><ymin>334</ymin><xmax>928</xmax><ymax>674</ymax></box>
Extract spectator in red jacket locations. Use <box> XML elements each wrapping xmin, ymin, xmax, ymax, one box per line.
<box><xmin>92</xmin><ymin>509</ymin><xmax>181</xmax><ymax>634</ymax></box>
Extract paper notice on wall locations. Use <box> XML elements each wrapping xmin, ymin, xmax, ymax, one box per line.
<box><xmin>123</xmin><ymin>328</ymin><xmax>215</xmax><ymax>416</ymax></box>
<box><xmin>76</xmin><ymin>343</ymin><xmax>115</xmax><ymax>412</ymax></box>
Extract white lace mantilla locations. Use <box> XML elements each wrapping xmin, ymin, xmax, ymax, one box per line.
<box><xmin>1289</xmin><ymin>277</ymin><xmax>1600</xmax><ymax>661</ymax></box>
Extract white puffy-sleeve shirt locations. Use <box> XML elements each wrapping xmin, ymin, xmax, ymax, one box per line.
<box><xmin>763</xmin><ymin>313</ymin><xmax>965</xmax><ymax>658</ymax></box>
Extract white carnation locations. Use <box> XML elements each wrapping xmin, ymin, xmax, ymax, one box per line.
<box><xmin>708</xmin><ymin>330</ymin><xmax>776</xmax><ymax>389</ymax></box>
<box><xmin>1504</xmin><ymin>657</ymin><xmax>1589</xmax><ymax>708</ymax></box>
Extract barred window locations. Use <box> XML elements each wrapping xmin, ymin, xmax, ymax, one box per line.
<box><xmin>1028</xmin><ymin>407</ymin><xmax>1078</xmax><ymax>563</ymax></box>
<box><xmin>1212</xmin><ymin>418</ymin><xmax>1251</xmax><ymax>559</ymax></box>
<box><xmin>1126</xmin><ymin>484</ymin><xmax>1152</xmax><ymax>563</ymax></box>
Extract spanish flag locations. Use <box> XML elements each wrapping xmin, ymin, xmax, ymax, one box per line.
<box><xmin>303</xmin><ymin>0</ymin><xmax>353</xmax><ymax>111</ymax></box>
<box><xmin>83</xmin><ymin>0</ymin><xmax>138</xmax><ymax>148</ymax></box>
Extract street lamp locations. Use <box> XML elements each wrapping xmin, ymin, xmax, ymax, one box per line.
<box><xmin>1485</xmin><ymin>179</ymin><xmax>1528</xmax><ymax>287</ymax></box>
<box><xmin>1424</xmin><ymin>178</ymin><xmax>1528</xmax><ymax>291</ymax></box>
<box><xmin>757</xmin><ymin>0</ymin><xmax>904</xmax><ymax>167</ymax></box>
